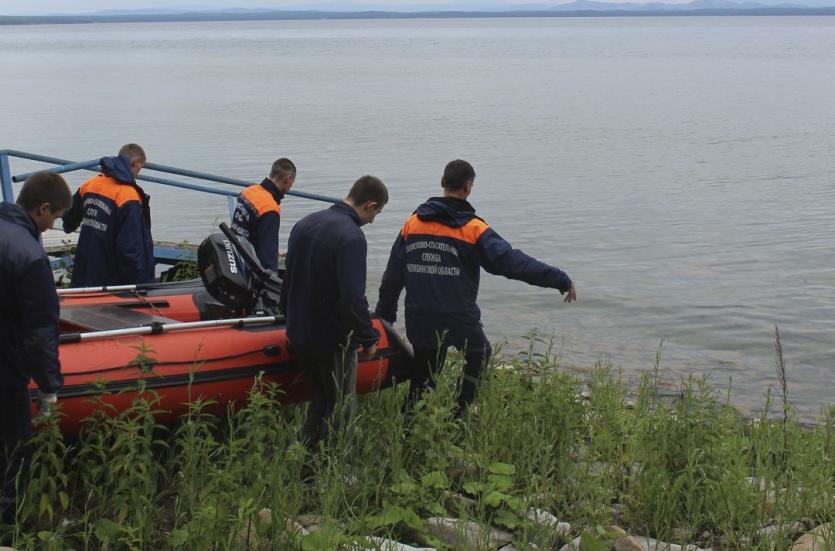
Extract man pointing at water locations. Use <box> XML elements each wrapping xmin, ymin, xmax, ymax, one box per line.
<box><xmin>375</xmin><ymin>159</ymin><xmax>576</xmax><ymax>421</ymax></box>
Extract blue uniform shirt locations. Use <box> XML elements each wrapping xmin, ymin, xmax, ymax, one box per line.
<box><xmin>376</xmin><ymin>196</ymin><xmax>572</xmax><ymax>348</ymax></box>
<box><xmin>280</xmin><ymin>202</ymin><xmax>379</xmax><ymax>351</ymax></box>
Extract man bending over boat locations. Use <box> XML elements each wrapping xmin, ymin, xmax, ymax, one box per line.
<box><xmin>280</xmin><ymin>176</ymin><xmax>387</xmax><ymax>454</ymax></box>
<box><xmin>230</xmin><ymin>158</ymin><xmax>296</xmax><ymax>272</ymax></box>
<box><xmin>375</xmin><ymin>159</ymin><xmax>577</xmax><ymax>421</ymax></box>
<box><xmin>0</xmin><ymin>172</ymin><xmax>70</xmax><ymax>525</ymax></box>
<box><xmin>62</xmin><ymin>143</ymin><xmax>154</xmax><ymax>287</ymax></box>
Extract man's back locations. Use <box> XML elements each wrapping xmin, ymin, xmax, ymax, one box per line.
<box><xmin>283</xmin><ymin>203</ymin><xmax>376</xmax><ymax>351</ymax></box>
<box><xmin>396</xmin><ymin>197</ymin><xmax>488</xmax><ymax>320</ymax></box>
<box><xmin>230</xmin><ymin>180</ymin><xmax>283</xmax><ymax>272</ymax></box>
<box><xmin>62</xmin><ymin>152</ymin><xmax>154</xmax><ymax>287</ymax></box>
<box><xmin>230</xmin><ymin>159</ymin><xmax>296</xmax><ymax>273</ymax></box>
<box><xmin>377</xmin><ymin>196</ymin><xmax>572</xmax><ymax>330</ymax></box>
<box><xmin>283</xmin><ymin>176</ymin><xmax>387</xmax><ymax>454</ymax></box>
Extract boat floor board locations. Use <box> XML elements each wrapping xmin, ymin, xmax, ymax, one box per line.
<box><xmin>60</xmin><ymin>304</ymin><xmax>178</xmax><ymax>331</ymax></box>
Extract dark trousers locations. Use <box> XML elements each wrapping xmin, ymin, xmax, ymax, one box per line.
<box><xmin>1</xmin><ymin>386</ymin><xmax>32</xmax><ymax>524</ymax></box>
<box><xmin>404</xmin><ymin>325</ymin><xmax>492</xmax><ymax>419</ymax></box>
<box><xmin>296</xmin><ymin>346</ymin><xmax>358</xmax><ymax>453</ymax></box>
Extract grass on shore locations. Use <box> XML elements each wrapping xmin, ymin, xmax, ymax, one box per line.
<box><xmin>3</xmin><ymin>331</ymin><xmax>835</xmax><ymax>550</ymax></box>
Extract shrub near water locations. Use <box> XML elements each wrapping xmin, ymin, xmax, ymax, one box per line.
<box><xmin>3</xmin><ymin>334</ymin><xmax>835</xmax><ymax>550</ymax></box>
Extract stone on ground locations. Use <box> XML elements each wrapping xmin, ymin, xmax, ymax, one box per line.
<box><xmin>613</xmin><ymin>535</ymin><xmax>710</xmax><ymax>551</ymax></box>
<box><xmin>364</xmin><ymin>536</ymin><xmax>437</xmax><ymax>550</ymax></box>
<box><xmin>423</xmin><ymin>517</ymin><xmax>513</xmax><ymax>549</ymax></box>
<box><xmin>791</xmin><ymin>523</ymin><xmax>835</xmax><ymax>551</ymax></box>
<box><xmin>526</xmin><ymin>507</ymin><xmax>571</xmax><ymax>538</ymax></box>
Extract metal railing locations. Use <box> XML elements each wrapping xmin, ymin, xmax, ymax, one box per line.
<box><xmin>0</xmin><ymin>149</ymin><xmax>339</xmax><ymax>220</ymax></box>
<box><xmin>1</xmin><ymin>149</ymin><xmax>341</xmax><ymax>266</ymax></box>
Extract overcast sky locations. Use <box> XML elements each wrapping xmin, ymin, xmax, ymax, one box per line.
<box><xmin>1</xmin><ymin>0</ymin><xmax>704</xmax><ymax>16</ymax></box>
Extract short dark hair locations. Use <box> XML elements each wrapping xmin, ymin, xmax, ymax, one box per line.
<box><xmin>441</xmin><ymin>159</ymin><xmax>475</xmax><ymax>192</ymax></box>
<box><xmin>270</xmin><ymin>158</ymin><xmax>296</xmax><ymax>180</ymax></box>
<box><xmin>119</xmin><ymin>143</ymin><xmax>146</xmax><ymax>164</ymax></box>
<box><xmin>17</xmin><ymin>172</ymin><xmax>72</xmax><ymax>213</ymax></box>
<box><xmin>347</xmin><ymin>175</ymin><xmax>388</xmax><ymax>206</ymax></box>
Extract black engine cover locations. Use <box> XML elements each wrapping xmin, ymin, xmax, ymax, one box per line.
<box><xmin>197</xmin><ymin>233</ymin><xmax>257</xmax><ymax>312</ymax></box>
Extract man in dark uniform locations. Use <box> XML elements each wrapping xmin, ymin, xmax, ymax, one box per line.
<box><xmin>62</xmin><ymin>143</ymin><xmax>153</xmax><ymax>287</ymax></box>
<box><xmin>376</xmin><ymin>159</ymin><xmax>577</xmax><ymax>419</ymax></box>
<box><xmin>280</xmin><ymin>176</ymin><xmax>387</xmax><ymax>452</ymax></box>
<box><xmin>230</xmin><ymin>158</ymin><xmax>296</xmax><ymax>272</ymax></box>
<box><xmin>0</xmin><ymin>172</ymin><xmax>70</xmax><ymax>524</ymax></box>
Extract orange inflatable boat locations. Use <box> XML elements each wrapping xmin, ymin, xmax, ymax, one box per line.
<box><xmin>36</xmin><ymin>225</ymin><xmax>412</xmax><ymax>434</ymax></box>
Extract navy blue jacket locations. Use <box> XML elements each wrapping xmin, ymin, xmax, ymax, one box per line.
<box><xmin>280</xmin><ymin>202</ymin><xmax>379</xmax><ymax>351</ymax></box>
<box><xmin>376</xmin><ymin>196</ymin><xmax>572</xmax><ymax>347</ymax></box>
<box><xmin>230</xmin><ymin>179</ymin><xmax>283</xmax><ymax>272</ymax></box>
<box><xmin>0</xmin><ymin>202</ymin><xmax>63</xmax><ymax>392</ymax></box>
<box><xmin>62</xmin><ymin>155</ymin><xmax>155</xmax><ymax>286</ymax></box>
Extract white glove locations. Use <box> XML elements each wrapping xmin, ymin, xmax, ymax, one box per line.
<box><xmin>37</xmin><ymin>391</ymin><xmax>58</xmax><ymax>417</ymax></box>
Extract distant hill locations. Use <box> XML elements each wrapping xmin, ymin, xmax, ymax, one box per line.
<box><xmin>3</xmin><ymin>2</ymin><xmax>835</xmax><ymax>25</ymax></box>
<box><xmin>79</xmin><ymin>0</ymin><xmax>835</xmax><ymax>11</ymax></box>
<box><xmin>542</xmin><ymin>0</ymin><xmax>819</xmax><ymax>10</ymax></box>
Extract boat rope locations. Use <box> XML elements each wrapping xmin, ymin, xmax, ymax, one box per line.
<box><xmin>131</xmin><ymin>289</ymin><xmax>166</xmax><ymax>317</ymax></box>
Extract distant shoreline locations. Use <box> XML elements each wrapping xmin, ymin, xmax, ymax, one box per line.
<box><xmin>2</xmin><ymin>7</ymin><xmax>835</xmax><ymax>26</ymax></box>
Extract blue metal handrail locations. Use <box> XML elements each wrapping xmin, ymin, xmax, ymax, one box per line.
<box><xmin>4</xmin><ymin>150</ymin><xmax>340</xmax><ymax>206</ymax></box>
<box><xmin>0</xmin><ymin>152</ymin><xmax>14</xmax><ymax>202</ymax></box>
<box><xmin>12</xmin><ymin>158</ymin><xmax>101</xmax><ymax>181</ymax></box>
<box><xmin>1</xmin><ymin>148</ymin><xmax>343</xmax><ymax>267</ymax></box>
<box><xmin>142</xmin><ymin>162</ymin><xmax>341</xmax><ymax>204</ymax></box>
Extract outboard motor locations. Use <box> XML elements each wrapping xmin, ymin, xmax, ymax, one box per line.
<box><xmin>198</xmin><ymin>232</ymin><xmax>258</xmax><ymax>314</ymax></box>
<box><xmin>197</xmin><ymin>226</ymin><xmax>283</xmax><ymax>316</ymax></box>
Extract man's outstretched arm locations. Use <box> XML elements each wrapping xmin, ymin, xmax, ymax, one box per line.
<box><xmin>476</xmin><ymin>227</ymin><xmax>576</xmax><ymax>301</ymax></box>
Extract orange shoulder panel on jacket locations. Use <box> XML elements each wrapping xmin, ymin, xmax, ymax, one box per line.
<box><xmin>79</xmin><ymin>174</ymin><xmax>141</xmax><ymax>207</ymax></box>
<box><xmin>401</xmin><ymin>214</ymin><xmax>489</xmax><ymax>244</ymax></box>
<box><xmin>241</xmin><ymin>185</ymin><xmax>281</xmax><ymax>216</ymax></box>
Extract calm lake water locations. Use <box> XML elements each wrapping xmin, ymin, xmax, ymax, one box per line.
<box><xmin>2</xmin><ymin>17</ymin><xmax>834</xmax><ymax>419</ymax></box>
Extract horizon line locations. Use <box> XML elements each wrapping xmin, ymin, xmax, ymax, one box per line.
<box><xmin>3</xmin><ymin>5</ymin><xmax>835</xmax><ymax>22</ymax></box>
